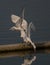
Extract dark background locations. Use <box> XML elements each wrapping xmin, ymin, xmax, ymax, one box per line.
<box><xmin>0</xmin><ymin>0</ymin><xmax>50</xmax><ymax>65</ymax></box>
<box><xmin>0</xmin><ymin>0</ymin><xmax>50</xmax><ymax>44</ymax></box>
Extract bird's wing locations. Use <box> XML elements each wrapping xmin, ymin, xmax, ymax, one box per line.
<box><xmin>11</xmin><ymin>14</ymin><xmax>28</xmax><ymax>28</ymax></box>
<box><xmin>27</xmin><ymin>22</ymin><xmax>36</xmax><ymax>38</ymax></box>
<box><xmin>11</xmin><ymin>8</ymin><xmax>25</xmax><ymax>25</ymax></box>
<box><xmin>21</xmin><ymin>8</ymin><xmax>25</xmax><ymax>20</ymax></box>
<box><xmin>29</xmin><ymin>22</ymin><xmax>36</xmax><ymax>31</ymax></box>
<box><xmin>11</xmin><ymin>14</ymin><xmax>20</xmax><ymax>23</ymax></box>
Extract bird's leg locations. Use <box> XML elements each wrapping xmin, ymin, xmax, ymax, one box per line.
<box><xmin>30</xmin><ymin>40</ymin><xmax>36</xmax><ymax>48</ymax></box>
<box><xmin>27</xmin><ymin>38</ymin><xmax>36</xmax><ymax>51</ymax></box>
<box><xmin>31</xmin><ymin>42</ymin><xmax>36</xmax><ymax>51</ymax></box>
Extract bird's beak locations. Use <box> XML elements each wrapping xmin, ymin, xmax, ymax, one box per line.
<box><xmin>9</xmin><ymin>26</ymin><xmax>13</xmax><ymax>30</ymax></box>
<box><xmin>9</xmin><ymin>28</ymin><xmax>12</xmax><ymax>30</ymax></box>
<box><xmin>9</xmin><ymin>26</ymin><xmax>15</xmax><ymax>31</ymax></box>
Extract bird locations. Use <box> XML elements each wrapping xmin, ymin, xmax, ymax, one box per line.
<box><xmin>9</xmin><ymin>8</ymin><xmax>36</xmax><ymax>50</ymax></box>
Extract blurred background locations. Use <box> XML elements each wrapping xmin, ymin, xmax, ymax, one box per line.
<box><xmin>0</xmin><ymin>0</ymin><xmax>50</xmax><ymax>44</ymax></box>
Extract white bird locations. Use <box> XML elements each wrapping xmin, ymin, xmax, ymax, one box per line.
<box><xmin>9</xmin><ymin>8</ymin><xmax>36</xmax><ymax>50</ymax></box>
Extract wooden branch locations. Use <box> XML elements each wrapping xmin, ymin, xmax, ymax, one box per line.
<box><xmin>0</xmin><ymin>41</ymin><xmax>50</xmax><ymax>52</ymax></box>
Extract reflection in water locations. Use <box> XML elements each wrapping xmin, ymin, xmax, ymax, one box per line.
<box><xmin>0</xmin><ymin>49</ymin><xmax>50</xmax><ymax>57</ymax></box>
<box><xmin>22</xmin><ymin>55</ymin><xmax>36</xmax><ymax>65</ymax></box>
<box><xmin>0</xmin><ymin>49</ymin><xmax>50</xmax><ymax>65</ymax></box>
<box><xmin>0</xmin><ymin>50</ymin><xmax>34</xmax><ymax>58</ymax></box>
<box><xmin>21</xmin><ymin>49</ymin><xmax>50</xmax><ymax>65</ymax></box>
<box><xmin>0</xmin><ymin>50</ymin><xmax>36</xmax><ymax>65</ymax></box>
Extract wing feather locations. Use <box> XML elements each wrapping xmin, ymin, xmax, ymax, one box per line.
<box><xmin>11</xmin><ymin>14</ymin><xmax>20</xmax><ymax>23</ymax></box>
